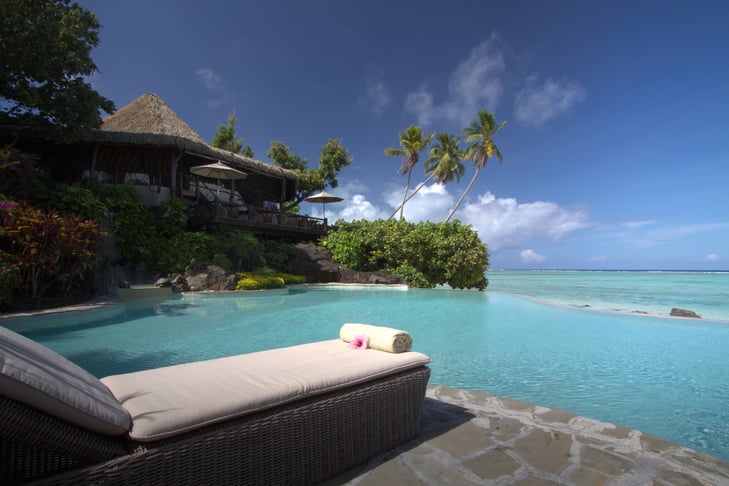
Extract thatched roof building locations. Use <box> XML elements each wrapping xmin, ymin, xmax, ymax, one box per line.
<box><xmin>84</xmin><ymin>93</ymin><xmax>297</xmax><ymax>202</ymax></box>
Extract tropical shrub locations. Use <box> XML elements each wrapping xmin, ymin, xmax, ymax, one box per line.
<box><xmin>43</xmin><ymin>184</ymin><xmax>108</xmax><ymax>220</ymax></box>
<box><xmin>235</xmin><ymin>273</ymin><xmax>286</xmax><ymax>291</ymax></box>
<box><xmin>321</xmin><ymin>219</ymin><xmax>489</xmax><ymax>290</ymax></box>
<box><xmin>0</xmin><ymin>200</ymin><xmax>104</xmax><ymax>309</ymax></box>
<box><xmin>234</xmin><ymin>269</ymin><xmax>306</xmax><ymax>290</ymax></box>
<box><xmin>0</xmin><ymin>146</ymin><xmax>48</xmax><ymax>202</ymax></box>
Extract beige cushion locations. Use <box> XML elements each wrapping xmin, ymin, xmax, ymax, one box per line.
<box><xmin>102</xmin><ymin>339</ymin><xmax>431</xmax><ymax>442</ymax></box>
<box><xmin>0</xmin><ymin>326</ymin><xmax>131</xmax><ymax>435</ymax></box>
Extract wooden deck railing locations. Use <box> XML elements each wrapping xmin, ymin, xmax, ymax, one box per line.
<box><xmin>205</xmin><ymin>206</ymin><xmax>327</xmax><ymax>238</ymax></box>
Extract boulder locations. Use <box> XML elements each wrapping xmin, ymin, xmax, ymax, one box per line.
<box><xmin>286</xmin><ymin>244</ymin><xmax>341</xmax><ymax>283</ymax></box>
<box><xmin>285</xmin><ymin>244</ymin><xmax>407</xmax><ymax>285</ymax></box>
<box><xmin>670</xmin><ymin>308</ymin><xmax>701</xmax><ymax>318</ymax></box>
<box><xmin>338</xmin><ymin>268</ymin><xmax>407</xmax><ymax>285</ymax></box>
<box><xmin>184</xmin><ymin>263</ymin><xmax>239</xmax><ymax>291</ymax></box>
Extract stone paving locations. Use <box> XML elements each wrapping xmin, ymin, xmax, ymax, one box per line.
<box><xmin>328</xmin><ymin>385</ymin><xmax>729</xmax><ymax>485</ymax></box>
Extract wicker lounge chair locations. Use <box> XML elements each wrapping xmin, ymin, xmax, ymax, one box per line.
<box><xmin>0</xmin><ymin>326</ymin><xmax>431</xmax><ymax>485</ymax></box>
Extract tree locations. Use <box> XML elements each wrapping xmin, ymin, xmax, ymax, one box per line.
<box><xmin>447</xmin><ymin>109</ymin><xmax>506</xmax><ymax>222</ymax></box>
<box><xmin>424</xmin><ymin>132</ymin><xmax>466</xmax><ymax>186</ymax></box>
<box><xmin>387</xmin><ymin>132</ymin><xmax>466</xmax><ymax>220</ymax></box>
<box><xmin>211</xmin><ymin>113</ymin><xmax>254</xmax><ymax>157</ymax></box>
<box><xmin>0</xmin><ymin>0</ymin><xmax>115</xmax><ymax>141</ymax></box>
<box><xmin>267</xmin><ymin>138</ymin><xmax>353</xmax><ymax>211</ymax></box>
<box><xmin>384</xmin><ymin>126</ymin><xmax>433</xmax><ymax>220</ymax></box>
<box><xmin>322</xmin><ymin>219</ymin><xmax>489</xmax><ymax>290</ymax></box>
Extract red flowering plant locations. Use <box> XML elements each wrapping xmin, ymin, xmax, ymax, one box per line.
<box><xmin>0</xmin><ymin>200</ymin><xmax>104</xmax><ymax>309</ymax></box>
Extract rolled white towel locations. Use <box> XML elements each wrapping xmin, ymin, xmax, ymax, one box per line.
<box><xmin>340</xmin><ymin>323</ymin><xmax>413</xmax><ymax>353</ymax></box>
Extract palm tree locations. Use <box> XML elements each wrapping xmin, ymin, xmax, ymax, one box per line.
<box><xmin>446</xmin><ymin>109</ymin><xmax>506</xmax><ymax>222</ymax></box>
<box><xmin>384</xmin><ymin>126</ymin><xmax>433</xmax><ymax>220</ymax></box>
<box><xmin>424</xmin><ymin>132</ymin><xmax>466</xmax><ymax>185</ymax></box>
<box><xmin>388</xmin><ymin>132</ymin><xmax>466</xmax><ymax>219</ymax></box>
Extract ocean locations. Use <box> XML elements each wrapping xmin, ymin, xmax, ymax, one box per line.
<box><xmin>486</xmin><ymin>270</ymin><xmax>729</xmax><ymax>322</ymax></box>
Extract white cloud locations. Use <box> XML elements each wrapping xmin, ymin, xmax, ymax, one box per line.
<box><xmin>337</xmin><ymin>194</ymin><xmax>386</xmax><ymax>221</ymax></box>
<box><xmin>514</xmin><ymin>75</ymin><xmax>586</xmax><ymax>126</ymax></box>
<box><xmin>705</xmin><ymin>253</ymin><xmax>719</xmax><ymax>262</ymax></box>
<box><xmin>325</xmin><ymin>182</ymin><xmax>589</xmax><ymax>254</ymax></box>
<box><xmin>621</xmin><ymin>220</ymin><xmax>657</xmax><ymax>230</ymax></box>
<box><xmin>627</xmin><ymin>222</ymin><xmax>729</xmax><ymax>248</ymax></box>
<box><xmin>195</xmin><ymin>68</ymin><xmax>223</xmax><ymax>91</ymax></box>
<box><xmin>404</xmin><ymin>85</ymin><xmax>436</xmax><ymax>125</ymax></box>
<box><xmin>194</xmin><ymin>67</ymin><xmax>235</xmax><ymax>109</ymax></box>
<box><xmin>520</xmin><ymin>249</ymin><xmax>546</xmax><ymax>263</ymax></box>
<box><xmin>359</xmin><ymin>67</ymin><xmax>392</xmax><ymax>115</ymax></box>
<box><xmin>459</xmin><ymin>192</ymin><xmax>590</xmax><ymax>251</ymax></box>
<box><xmin>404</xmin><ymin>34</ymin><xmax>505</xmax><ymax>126</ymax></box>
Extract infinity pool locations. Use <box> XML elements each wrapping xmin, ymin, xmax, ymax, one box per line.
<box><xmin>5</xmin><ymin>286</ymin><xmax>729</xmax><ymax>462</ymax></box>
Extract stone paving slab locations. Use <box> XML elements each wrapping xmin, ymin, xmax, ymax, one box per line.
<box><xmin>328</xmin><ymin>385</ymin><xmax>729</xmax><ymax>485</ymax></box>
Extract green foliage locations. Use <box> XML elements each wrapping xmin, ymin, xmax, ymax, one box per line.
<box><xmin>279</xmin><ymin>273</ymin><xmax>306</xmax><ymax>285</ymax></box>
<box><xmin>234</xmin><ymin>268</ymin><xmax>306</xmax><ymax>290</ymax></box>
<box><xmin>43</xmin><ymin>184</ymin><xmax>108</xmax><ymax>220</ymax></box>
<box><xmin>0</xmin><ymin>200</ymin><xmax>104</xmax><ymax>309</ymax></box>
<box><xmin>211</xmin><ymin>228</ymin><xmax>264</xmax><ymax>271</ymax></box>
<box><xmin>155</xmin><ymin>231</ymin><xmax>216</xmax><ymax>274</ymax></box>
<box><xmin>210</xmin><ymin>114</ymin><xmax>254</xmax><ymax>157</ymax></box>
<box><xmin>235</xmin><ymin>272</ymin><xmax>285</xmax><ymax>291</ymax></box>
<box><xmin>384</xmin><ymin>125</ymin><xmax>434</xmax><ymax>175</ymax></box>
<box><xmin>0</xmin><ymin>146</ymin><xmax>48</xmax><ymax>201</ymax></box>
<box><xmin>158</xmin><ymin>197</ymin><xmax>190</xmax><ymax>237</ymax></box>
<box><xmin>0</xmin><ymin>0</ymin><xmax>115</xmax><ymax>141</ymax></box>
<box><xmin>318</xmin><ymin>138</ymin><xmax>353</xmax><ymax>191</ymax></box>
<box><xmin>424</xmin><ymin>132</ymin><xmax>466</xmax><ymax>184</ymax></box>
<box><xmin>267</xmin><ymin>138</ymin><xmax>353</xmax><ymax>210</ymax></box>
<box><xmin>321</xmin><ymin>219</ymin><xmax>489</xmax><ymax>290</ymax></box>
<box><xmin>260</xmin><ymin>238</ymin><xmax>296</xmax><ymax>269</ymax></box>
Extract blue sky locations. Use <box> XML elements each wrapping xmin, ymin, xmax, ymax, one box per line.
<box><xmin>79</xmin><ymin>0</ymin><xmax>729</xmax><ymax>270</ymax></box>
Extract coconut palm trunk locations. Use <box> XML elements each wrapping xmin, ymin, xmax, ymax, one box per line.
<box><xmin>384</xmin><ymin>126</ymin><xmax>433</xmax><ymax>221</ymax></box>
<box><xmin>446</xmin><ymin>166</ymin><xmax>480</xmax><ymax>222</ymax></box>
<box><xmin>399</xmin><ymin>168</ymin><xmax>412</xmax><ymax>220</ymax></box>
<box><xmin>388</xmin><ymin>172</ymin><xmax>435</xmax><ymax>220</ymax></box>
<box><xmin>450</xmin><ymin>109</ymin><xmax>506</xmax><ymax>223</ymax></box>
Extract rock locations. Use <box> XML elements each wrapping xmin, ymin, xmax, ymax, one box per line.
<box><xmin>286</xmin><ymin>244</ymin><xmax>341</xmax><ymax>283</ymax></box>
<box><xmin>338</xmin><ymin>267</ymin><xmax>407</xmax><ymax>285</ymax></box>
<box><xmin>154</xmin><ymin>277</ymin><xmax>171</xmax><ymax>287</ymax></box>
<box><xmin>170</xmin><ymin>274</ymin><xmax>189</xmax><ymax>293</ymax></box>
<box><xmin>285</xmin><ymin>243</ymin><xmax>407</xmax><ymax>285</ymax></box>
<box><xmin>183</xmin><ymin>263</ymin><xmax>239</xmax><ymax>291</ymax></box>
<box><xmin>118</xmin><ymin>280</ymin><xmax>130</xmax><ymax>289</ymax></box>
<box><xmin>670</xmin><ymin>308</ymin><xmax>701</xmax><ymax>318</ymax></box>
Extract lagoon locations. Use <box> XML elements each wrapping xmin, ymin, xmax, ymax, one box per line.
<box><xmin>4</xmin><ymin>282</ymin><xmax>728</xmax><ymax>463</ymax></box>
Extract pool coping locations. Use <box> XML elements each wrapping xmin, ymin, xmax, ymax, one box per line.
<box><xmin>329</xmin><ymin>385</ymin><xmax>729</xmax><ymax>485</ymax></box>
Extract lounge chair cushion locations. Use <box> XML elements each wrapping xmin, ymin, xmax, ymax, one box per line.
<box><xmin>101</xmin><ymin>339</ymin><xmax>431</xmax><ymax>442</ymax></box>
<box><xmin>0</xmin><ymin>326</ymin><xmax>132</xmax><ymax>435</ymax></box>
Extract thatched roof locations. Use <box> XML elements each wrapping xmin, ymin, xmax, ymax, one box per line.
<box><xmin>98</xmin><ymin>93</ymin><xmax>207</xmax><ymax>144</ymax></box>
<box><xmin>91</xmin><ymin>93</ymin><xmax>297</xmax><ymax>182</ymax></box>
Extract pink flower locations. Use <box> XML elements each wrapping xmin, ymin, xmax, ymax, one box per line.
<box><xmin>348</xmin><ymin>333</ymin><xmax>369</xmax><ymax>350</ymax></box>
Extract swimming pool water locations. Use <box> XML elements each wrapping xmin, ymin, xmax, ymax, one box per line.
<box><xmin>6</xmin><ymin>286</ymin><xmax>729</xmax><ymax>462</ymax></box>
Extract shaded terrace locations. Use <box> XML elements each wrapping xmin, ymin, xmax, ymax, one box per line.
<box><xmin>8</xmin><ymin>93</ymin><xmax>326</xmax><ymax>239</ymax></box>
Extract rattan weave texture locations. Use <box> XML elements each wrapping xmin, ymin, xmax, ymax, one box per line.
<box><xmin>2</xmin><ymin>366</ymin><xmax>430</xmax><ymax>485</ymax></box>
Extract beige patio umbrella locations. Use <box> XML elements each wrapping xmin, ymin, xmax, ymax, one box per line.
<box><xmin>190</xmin><ymin>161</ymin><xmax>247</xmax><ymax>199</ymax></box>
<box><xmin>305</xmin><ymin>190</ymin><xmax>343</xmax><ymax>219</ymax></box>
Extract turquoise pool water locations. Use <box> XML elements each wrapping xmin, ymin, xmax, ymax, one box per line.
<box><xmin>5</xmin><ymin>286</ymin><xmax>729</xmax><ymax>462</ymax></box>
